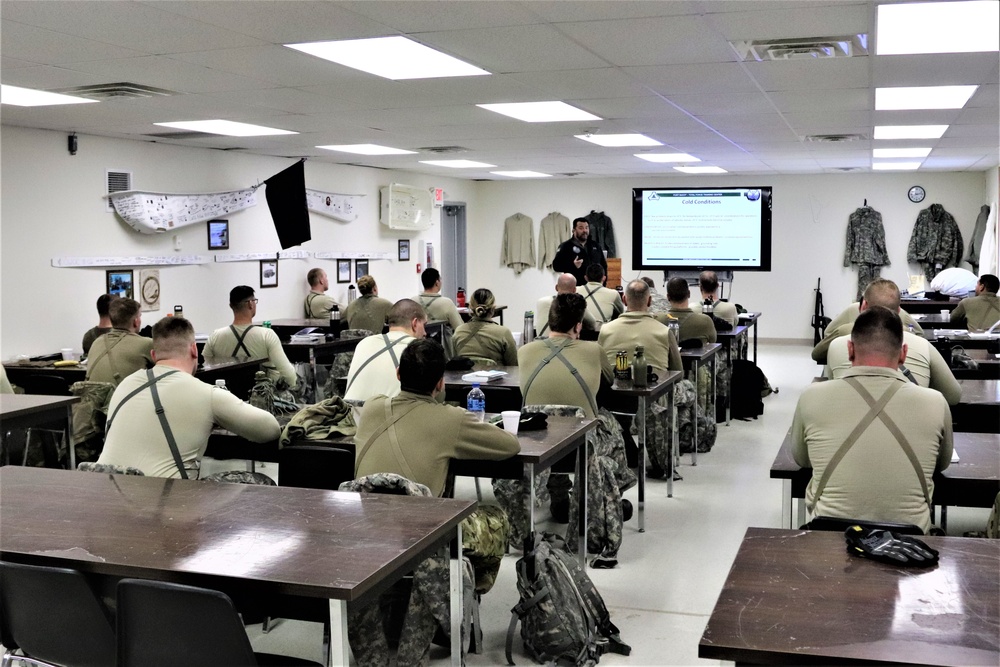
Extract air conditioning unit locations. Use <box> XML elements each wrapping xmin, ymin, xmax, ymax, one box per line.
<box><xmin>380</xmin><ymin>183</ymin><xmax>433</xmax><ymax>231</ymax></box>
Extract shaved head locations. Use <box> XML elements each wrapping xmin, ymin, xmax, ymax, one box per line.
<box><xmin>555</xmin><ymin>273</ymin><xmax>578</xmax><ymax>294</ymax></box>
<box><xmin>624</xmin><ymin>280</ymin><xmax>650</xmax><ymax>312</ymax></box>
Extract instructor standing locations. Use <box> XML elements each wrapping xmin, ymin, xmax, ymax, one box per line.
<box><xmin>552</xmin><ymin>217</ymin><xmax>607</xmax><ymax>286</ymax></box>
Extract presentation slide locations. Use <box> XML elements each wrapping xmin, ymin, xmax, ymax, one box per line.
<box><xmin>640</xmin><ymin>189</ymin><xmax>764</xmax><ymax>268</ymax></box>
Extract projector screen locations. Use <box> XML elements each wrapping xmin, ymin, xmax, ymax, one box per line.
<box><xmin>632</xmin><ymin>186</ymin><xmax>772</xmax><ymax>272</ymax></box>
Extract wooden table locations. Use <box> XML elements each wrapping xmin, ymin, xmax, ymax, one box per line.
<box><xmin>0</xmin><ymin>467</ymin><xmax>474</xmax><ymax>667</ymax></box>
<box><xmin>0</xmin><ymin>394</ymin><xmax>80</xmax><ymax>469</ymax></box>
<box><xmin>679</xmin><ymin>342</ymin><xmax>721</xmax><ymax>465</ymax></box>
<box><xmin>443</xmin><ymin>366</ymin><xmax>523</xmax><ymax>413</ymax></box>
<box><xmin>952</xmin><ymin>379</ymin><xmax>1000</xmax><ymax>433</ymax></box>
<box><xmin>924</xmin><ymin>329</ymin><xmax>1000</xmax><ymax>355</ymax></box>
<box><xmin>770</xmin><ymin>429</ymin><xmax>999</xmax><ymax>531</ymax></box>
<box><xmin>283</xmin><ymin>337</ymin><xmax>365</xmax><ymax>398</ymax></box>
<box><xmin>952</xmin><ymin>349</ymin><xmax>1000</xmax><ymax>380</ymax></box>
<box><xmin>901</xmin><ymin>295</ymin><xmax>964</xmax><ymax>314</ymax></box>
<box><xmin>699</xmin><ymin>527</ymin><xmax>999</xmax><ymax>666</ymax></box>
<box><xmin>458</xmin><ymin>305</ymin><xmax>507</xmax><ymax>326</ymax></box>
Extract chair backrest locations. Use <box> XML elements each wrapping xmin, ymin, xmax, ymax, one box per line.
<box><xmin>803</xmin><ymin>515</ymin><xmax>924</xmax><ymax>535</ymax></box>
<box><xmin>339</xmin><ymin>472</ymin><xmax>432</xmax><ymax>497</ymax></box>
<box><xmin>116</xmin><ymin>578</ymin><xmax>258</xmax><ymax>667</ymax></box>
<box><xmin>0</xmin><ymin>561</ymin><xmax>115</xmax><ymax>667</ymax></box>
<box><xmin>201</xmin><ymin>470</ymin><xmax>276</xmax><ymax>485</ymax></box>
<box><xmin>20</xmin><ymin>373</ymin><xmax>72</xmax><ymax>396</ymax></box>
<box><xmin>278</xmin><ymin>445</ymin><xmax>355</xmax><ymax>491</ymax></box>
<box><xmin>522</xmin><ymin>404</ymin><xmax>586</xmax><ymax>419</ymax></box>
<box><xmin>78</xmin><ymin>461</ymin><xmax>145</xmax><ymax>475</ymax></box>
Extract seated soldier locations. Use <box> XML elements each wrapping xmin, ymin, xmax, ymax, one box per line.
<box><xmin>825</xmin><ymin>279</ymin><xmax>961</xmax><ymax>405</ymax></box>
<box><xmin>599</xmin><ymin>280</ymin><xmax>683</xmax><ymax>374</ymax></box>
<box><xmin>343</xmin><ymin>299</ymin><xmax>426</xmax><ymax>406</ymax></box>
<box><xmin>813</xmin><ymin>296</ymin><xmax>923</xmax><ymax>364</ymax></box>
<box><xmin>344</xmin><ymin>274</ymin><xmax>393</xmax><ymax>333</ymax></box>
<box><xmin>203</xmin><ymin>286</ymin><xmax>297</xmax><ymax>388</ymax></box>
<box><xmin>453</xmin><ymin>288</ymin><xmax>518</xmax><ymax>366</ymax></box>
<box><xmin>82</xmin><ymin>293</ymin><xmax>117</xmax><ymax>356</ymax></box>
<box><xmin>640</xmin><ymin>277</ymin><xmax>670</xmax><ymax>315</ymax></box>
<box><xmin>85</xmin><ymin>297</ymin><xmax>154</xmax><ymax>386</ymax></box>
<box><xmin>354</xmin><ymin>338</ymin><xmax>520</xmax><ymax>497</ymax></box>
<box><xmin>792</xmin><ymin>307</ymin><xmax>953</xmax><ymax>533</ymax></box>
<box><xmin>576</xmin><ymin>264</ymin><xmax>624</xmax><ymax>325</ymax></box>
<box><xmin>950</xmin><ymin>273</ymin><xmax>1000</xmax><ymax>331</ymax></box>
<box><xmin>536</xmin><ymin>273</ymin><xmax>597</xmax><ymax>338</ymax></box>
<box><xmin>696</xmin><ymin>270</ymin><xmax>738</xmax><ymax>328</ymax></box>
<box><xmin>414</xmin><ymin>268</ymin><xmax>463</xmax><ymax>358</ymax></box>
<box><xmin>97</xmin><ymin>316</ymin><xmax>280</xmax><ymax>478</ymax></box>
<box><xmin>656</xmin><ymin>277</ymin><xmax>717</xmax><ymax>345</ymax></box>
<box><xmin>304</xmin><ymin>267</ymin><xmax>339</xmax><ymax>318</ymax></box>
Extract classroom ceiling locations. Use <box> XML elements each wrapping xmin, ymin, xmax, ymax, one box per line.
<box><xmin>1</xmin><ymin>0</ymin><xmax>997</xmax><ymax>180</ymax></box>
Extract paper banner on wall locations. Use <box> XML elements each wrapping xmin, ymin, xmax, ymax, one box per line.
<box><xmin>108</xmin><ymin>188</ymin><xmax>259</xmax><ymax>234</ymax></box>
<box><xmin>305</xmin><ymin>188</ymin><xmax>364</xmax><ymax>222</ymax></box>
<box><xmin>138</xmin><ymin>269</ymin><xmax>160</xmax><ymax>312</ymax></box>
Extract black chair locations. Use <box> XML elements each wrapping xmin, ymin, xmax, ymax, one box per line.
<box><xmin>0</xmin><ymin>561</ymin><xmax>115</xmax><ymax>667</ymax></box>
<box><xmin>278</xmin><ymin>444</ymin><xmax>354</xmax><ymax>491</ymax></box>
<box><xmin>116</xmin><ymin>579</ymin><xmax>322</xmax><ymax>667</ymax></box>
<box><xmin>17</xmin><ymin>374</ymin><xmax>71</xmax><ymax>396</ymax></box>
<box><xmin>802</xmin><ymin>515</ymin><xmax>924</xmax><ymax>535</ymax></box>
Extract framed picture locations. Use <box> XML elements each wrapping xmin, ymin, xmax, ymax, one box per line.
<box><xmin>260</xmin><ymin>259</ymin><xmax>278</xmax><ymax>288</ymax></box>
<box><xmin>398</xmin><ymin>239</ymin><xmax>410</xmax><ymax>261</ymax></box>
<box><xmin>138</xmin><ymin>269</ymin><xmax>161</xmax><ymax>312</ymax></box>
<box><xmin>106</xmin><ymin>269</ymin><xmax>134</xmax><ymax>300</ymax></box>
<box><xmin>336</xmin><ymin>259</ymin><xmax>352</xmax><ymax>284</ymax></box>
<box><xmin>355</xmin><ymin>259</ymin><xmax>369</xmax><ymax>282</ymax></box>
<box><xmin>207</xmin><ymin>219</ymin><xmax>229</xmax><ymax>250</ymax></box>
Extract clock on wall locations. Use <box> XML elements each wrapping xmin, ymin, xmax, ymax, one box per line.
<box><xmin>139</xmin><ymin>269</ymin><xmax>161</xmax><ymax>311</ymax></box>
<box><xmin>908</xmin><ymin>185</ymin><xmax>926</xmax><ymax>203</ymax></box>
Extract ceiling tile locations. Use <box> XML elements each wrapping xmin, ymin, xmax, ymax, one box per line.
<box><xmin>744</xmin><ymin>58</ymin><xmax>870</xmax><ymax>92</ymax></box>
<box><xmin>557</xmin><ymin>15</ymin><xmax>736</xmax><ymax>66</ymax></box>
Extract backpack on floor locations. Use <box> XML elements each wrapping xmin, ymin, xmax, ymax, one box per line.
<box><xmin>675</xmin><ymin>379</ymin><xmax>717</xmax><ymax>454</ymax></box>
<box><xmin>506</xmin><ymin>533</ymin><xmax>630</xmax><ymax>666</ymax></box>
<box><xmin>729</xmin><ymin>359</ymin><xmax>774</xmax><ymax>420</ymax></box>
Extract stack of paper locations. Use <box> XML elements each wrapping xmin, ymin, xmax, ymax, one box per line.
<box><xmin>462</xmin><ymin>370</ymin><xmax>507</xmax><ymax>383</ymax></box>
<box><xmin>290</xmin><ymin>333</ymin><xmax>325</xmax><ymax>343</ymax></box>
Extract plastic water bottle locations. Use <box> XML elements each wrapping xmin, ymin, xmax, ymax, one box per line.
<box><xmin>523</xmin><ymin>311</ymin><xmax>535</xmax><ymax>344</ymax></box>
<box><xmin>214</xmin><ymin>379</ymin><xmax>229</xmax><ymax>392</ymax></box>
<box><xmin>467</xmin><ymin>383</ymin><xmax>486</xmax><ymax>422</ymax></box>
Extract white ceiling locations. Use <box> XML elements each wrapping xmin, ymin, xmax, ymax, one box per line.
<box><xmin>1</xmin><ymin>0</ymin><xmax>997</xmax><ymax>180</ymax></box>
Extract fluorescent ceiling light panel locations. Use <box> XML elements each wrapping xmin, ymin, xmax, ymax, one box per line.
<box><xmin>872</xmin><ymin>162</ymin><xmax>922</xmax><ymax>170</ymax></box>
<box><xmin>1</xmin><ymin>84</ymin><xmax>97</xmax><ymax>107</ymax></box>
<box><xmin>576</xmin><ymin>133</ymin><xmax>662</xmax><ymax>147</ymax></box>
<box><xmin>154</xmin><ymin>120</ymin><xmax>296</xmax><ymax>136</ymax></box>
<box><xmin>875</xmin><ymin>86</ymin><xmax>978</xmax><ymax>110</ymax></box>
<box><xmin>873</xmin><ymin>147</ymin><xmax>932</xmax><ymax>158</ymax></box>
<box><xmin>478</xmin><ymin>101</ymin><xmax>600</xmax><ymax>123</ymax></box>
<box><xmin>490</xmin><ymin>171</ymin><xmax>552</xmax><ymax>178</ymax></box>
<box><xmin>877</xmin><ymin>1</ymin><xmax>999</xmax><ymax>55</ymax></box>
<box><xmin>873</xmin><ymin>125</ymin><xmax>949</xmax><ymax>140</ymax></box>
<box><xmin>674</xmin><ymin>166</ymin><xmax>727</xmax><ymax>174</ymax></box>
<box><xmin>419</xmin><ymin>160</ymin><xmax>495</xmax><ymax>168</ymax></box>
<box><xmin>286</xmin><ymin>36</ymin><xmax>489</xmax><ymax>80</ymax></box>
<box><xmin>634</xmin><ymin>152</ymin><xmax>700</xmax><ymax>163</ymax></box>
<box><xmin>316</xmin><ymin>144</ymin><xmax>415</xmax><ymax>155</ymax></box>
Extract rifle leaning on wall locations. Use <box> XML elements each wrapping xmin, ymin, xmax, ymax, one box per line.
<box><xmin>811</xmin><ymin>278</ymin><xmax>832</xmax><ymax>345</ymax></box>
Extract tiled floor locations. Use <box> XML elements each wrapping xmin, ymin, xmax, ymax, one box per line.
<box><xmin>240</xmin><ymin>342</ymin><xmax>992</xmax><ymax>666</ymax></box>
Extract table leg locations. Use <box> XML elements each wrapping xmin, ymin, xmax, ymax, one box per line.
<box><xmin>328</xmin><ymin>599</ymin><xmax>348</xmax><ymax>667</ymax></box>
<box><xmin>524</xmin><ymin>462</ymin><xmax>536</xmax><ymax>554</ymax></box>
<box><xmin>309</xmin><ymin>348</ymin><xmax>319</xmax><ymax>400</ymax></box>
<box><xmin>66</xmin><ymin>404</ymin><xmax>76</xmax><ymax>471</ymax></box>
<box><xmin>708</xmin><ymin>355</ymin><xmax>717</xmax><ymax>437</ymax></box>
<box><xmin>637</xmin><ymin>396</ymin><xmax>646</xmax><ymax>531</ymax></box>
<box><xmin>691</xmin><ymin>359</ymin><xmax>699</xmax><ymax>466</ymax></box>
<box><xmin>665</xmin><ymin>392</ymin><xmax>674</xmax><ymax>500</ymax></box>
<box><xmin>450</xmin><ymin>526</ymin><xmax>463</xmax><ymax>667</ymax></box>
<box><xmin>795</xmin><ymin>499</ymin><xmax>806</xmax><ymax>528</ymax></box>
<box><xmin>752</xmin><ymin>319</ymin><xmax>758</xmax><ymax>364</ymax></box>
<box><xmin>725</xmin><ymin>340</ymin><xmax>733</xmax><ymax>426</ymax></box>
<box><xmin>781</xmin><ymin>479</ymin><xmax>792</xmax><ymax>529</ymax></box>
<box><xmin>577</xmin><ymin>434</ymin><xmax>588</xmax><ymax>565</ymax></box>
<box><xmin>940</xmin><ymin>506</ymin><xmax>948</xmax><ymax>533</ymax></box>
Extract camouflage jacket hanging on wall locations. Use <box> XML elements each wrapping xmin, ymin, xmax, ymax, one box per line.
<box><xmin>844</xmin><ymin>206</ymin><xmax>889</xmax><ymax>268</ymax></box>
<box><xmin>907</xmin><ymin>203</ymin><xmax>964</xmax><ymax>281</ymax></box>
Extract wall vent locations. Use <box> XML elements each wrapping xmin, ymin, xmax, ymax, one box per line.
<box><xmin>106</xmin><ymin>169</ymin><xmax>132</xmax><ymax>212</ymax></box>
<box><xmin>730</xmin><ymin>35</ymin><xmax>868</xmax><ymax>61</ymax></box>
<box><xmin>55</xmin><ymin>82</ymin><xmax>175</xmax><ymax>100</ymax></box>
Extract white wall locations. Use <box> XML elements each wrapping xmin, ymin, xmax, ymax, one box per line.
<box><xmin>1</xmin><ymin>124</ymin><xmax>991</xmax><ymax>357</ymax></box>
<box><xmin>0</xmin><ymin>126</ymin><xmax>478</xmax><ymax>357</ymax></box>
<box><xmin>470</xmin><ymin>172</ymin><xmax>988</xmax><ymax>341</ymax></box>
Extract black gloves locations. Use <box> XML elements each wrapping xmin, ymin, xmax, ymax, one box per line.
<box><xmin>844</xmin><ymin>525</ymin><xmax>939</xmax><ymax>567</ymax></box>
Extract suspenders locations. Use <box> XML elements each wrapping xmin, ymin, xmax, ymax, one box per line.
<box><xmin>229</xmin><ymin>324</ymin><xmax>258</xmax><ymax>358</ymax></box>
<box><xmin>809</xmin><ymin>378</ymin><xmax>930</xmax><ymax>512</ymax></box>
<box><xmin>356</xmin><ymin>400</ymin><xmax>422</xmax><ymax>478</ymax></box>
<box><xmin>305</xmin><ymin>293</ymin><xmax>319</xmax><ymax>317</ymax></box>
<box><xmin>105</xmin><ymin>369</ymin><xmax>188</xmax><ymax>478</ymax></box>
<box><xmin>88</xmin><ymin>332</ymin><xmax>129</xmax><ymax>384</ymax></box>
<box><xmin>345</xmin><ymin>334</ymin><xmax>409</xmax><ymax>394</ymax></box>
<box><xmin>522</xmin><ymin>338</ymin><xmax>598</xmax><ymax>416</ymax></box>
<box><xmin>584</xmin><ymin>285</ymin><xmax>608</xmax><ymax>322</ymax></box>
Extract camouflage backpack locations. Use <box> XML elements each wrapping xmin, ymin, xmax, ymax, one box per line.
<box><xmin>675</xmin><ymin>379</ymin><xmax>717</xmax><ymax>454</ymax></box>
<box><xmin>461</xmin><ymin>504</ymin><xmax>511</xmax><ymax>595</ymax></box>
<box><xmin>506</xmin><ymin>533</ymin><xmax>630</xmax><ymax>666</ymax></box>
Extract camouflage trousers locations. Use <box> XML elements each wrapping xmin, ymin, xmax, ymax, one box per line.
<box><xmin>492</xmin><ymin>470</ymin><xmax>552</xmax><ymax>548</ymax></box>
<box><xmin>676</xmin><ymin>378</ymin><xmax>718</xmax><ymax>454</ymax></box>
<box><xmin>632</xmin><ymin>393</ymin><xmax>673</xmax><ymax>475</ymax></box>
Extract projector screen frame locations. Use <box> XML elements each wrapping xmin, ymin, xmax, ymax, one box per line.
<box><xmin>631</xmin><ymin>185</ymin><xmax>773</xmax><ymax>272</ymax></box>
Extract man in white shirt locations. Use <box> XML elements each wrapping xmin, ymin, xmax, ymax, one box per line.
<box><xmin>344</xmin><ymin>299</ymin><xmax>426</xmax><ymax>408</ymax></box>
<box><xmin>98</xmin><ymin>316</ymin><xmax>280</xmax><ymax>479</ymax></box>
<box><xmin>536</xmin><ymin>273</ymin><xmax>597</xmax><ymax>338</ymax></box>
<box><xmin>203</xmin><ymin>285</ymin><xmax>297</xmax><ymax>388</ymax></box>
<box><xmin>577</xmin><ymin>264</ymin><xmax>624</xmax><ymax>324</ymax></box>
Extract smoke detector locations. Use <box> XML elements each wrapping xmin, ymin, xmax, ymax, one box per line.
<box><xmin>731</xmin><ymin>35</ymin><xmax>868</xmax><ymax>61</ymax></box>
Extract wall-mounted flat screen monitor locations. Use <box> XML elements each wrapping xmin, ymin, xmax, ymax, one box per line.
<box><xmin>632</xmin><ymin>186</ymin><xmax>772</xmax><ymax>272</ymax></box>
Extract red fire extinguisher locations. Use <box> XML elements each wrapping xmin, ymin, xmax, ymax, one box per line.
<box><xmin>456</xmin><ymin>287</ymin><xmax>466</xmax><ymax>308</ymax></box>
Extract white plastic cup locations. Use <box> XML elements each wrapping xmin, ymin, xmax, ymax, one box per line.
<box><xmin>501</xmin><ymin>411</ymin><xmax>521</xmax><ymax>435</ymax></box>
<box><xmin>61</xmin><ymin>348</ymin><xmax>75</xmax><ymax>361</ymax></box>
<box><xmin>940</xmin><ymin>309</ymin><xmax>950</xmax><ymax>319</ymax></box>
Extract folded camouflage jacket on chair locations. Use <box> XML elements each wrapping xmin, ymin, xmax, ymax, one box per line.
<box><xmin>279</xmin><ymin>395</ymin><xmax>356</xmax><ymax>446</ymax></box>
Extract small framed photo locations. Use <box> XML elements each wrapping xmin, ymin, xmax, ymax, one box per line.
<box><xmin>106</xmin><ymin>269</ymin><xmax>134</xmax><ymax>299</ymax></box>
<box><xmin>398</xmin><ymin>239</ymin><xmax>410</xmax><ymax>261</ymax></box>
<box><xmin>207</xmin><ymin>219</ymin><xmax>229</xmax><ymax>250</ymax></box>
<box><xmin>355</xmin><ymin>259</ymin><xmax>369</xmax><ymax>282</ymax></box>
<box><xmin>336</xmin><ymin>259</ymin><xmax>352</xmax><ymax>284</ymax></box>
<box><xmin>260</xmin><ymin>259</ymin><xmax>278</xmax><ymax>288</ymax></box>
